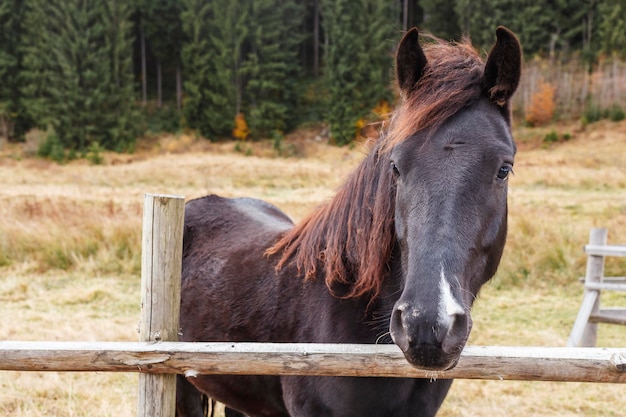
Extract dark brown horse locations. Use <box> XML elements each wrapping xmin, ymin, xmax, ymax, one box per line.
<box><xmin>177</xmin><ymin>27</ymin><xmax>522</xmax><ymax>417</ymax></box>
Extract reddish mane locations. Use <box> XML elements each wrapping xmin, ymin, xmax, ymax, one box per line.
<box><xmin>266</xmin><ymin>35</ymin><xmax>487</xmax><ymax>299</ymax></box>
<box><xmin>266</xmin><ymin>143</ymin><xmax>395</xmax><ymax>299</ymax></box>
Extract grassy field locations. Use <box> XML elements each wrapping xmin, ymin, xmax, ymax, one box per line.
<box><xmin>0</xmin><ymin>121</ymin><xmax>625</xmax><ymax>416</ymax></box>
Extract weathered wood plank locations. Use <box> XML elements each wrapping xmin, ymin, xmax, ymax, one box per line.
<box><xmin>584</xmin><ymin>244</ymin><xmax>626</xmax><ymax>257</ymax></box>
<box><xmin>567</xmin><ymin>290</ymin><xmax>599</xmax><ymax>347</ymax></box>
<box><xmin>579</xmin><ymin>277</ymin><xmax>626</xmax><ymax>284</ymax></box>
<box><xmin>584</xmin><ymin>282</ymin><xmax>626</xmax><ymax>292</ymax></box>
<box><xmin>579</xmin><ymin>228</ymin><xmax>607</xmax><ymax>346</ymax></box>
<box><xmin>0</xmin><ymin>342</ymin><xmax>624</xmax><ymax>383</ymax></box>
<box><xmin>137</xmin><ymin>194</ymin><xmax>184</xmax><ymax>417</ymax></box>
<box><xmin>590</xmin><ymin>309</ymin><xmax>626</xmax><ymax>325</ymax></box>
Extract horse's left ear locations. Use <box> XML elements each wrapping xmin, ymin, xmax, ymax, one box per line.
<box><xmin>482</xmin><ymin>26</ymin><xmax>522</xmax><ymax>106</ymax></box>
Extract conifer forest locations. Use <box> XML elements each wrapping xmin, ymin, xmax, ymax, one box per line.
<box><xmin>0</xmin><ymin>0</ymin><xmax>625</xmax><ymax>151</ymax></box>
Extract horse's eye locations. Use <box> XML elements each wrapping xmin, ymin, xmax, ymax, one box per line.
<box><xmin>391</xmin><ymin>162</ymin><xmax>400</xmax><ymax>177</ymax></box>
<box><xmin>497</xmin><ymin>165</ymin><xmax>512</xmax><ymax>180</ymax></box>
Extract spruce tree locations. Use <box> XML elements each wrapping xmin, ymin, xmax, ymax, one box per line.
<box><xmin>0</xmin><ymin>0</ymin><xmax>16</xmax><ymax>140</ymax></box>
<box><xmin>101</xmin><ymin>0</ymin><xmax>139</xmax><ymax>150</ymax></box>
<box><xmin>361</xmin><ymin>0</ymin><xmax>397</xmax><ymax>105</ymax></box>
<box><xmin>180</xmin><ymin>0</ymin><xmax>213</xmax><ymax>136</ymax></box>
<box><xmin>181</xmin><ymin>0</ymin><xmax>243</xmax><ymax>139</ymax></box>
<box><xmin>454</xmin><ymin>0</ymin><xmax>598</xmax><ymax>57</ymax></box>
<box><xmin>320</xmin><ymin>0</ymin><xmax>358</xmax><ymax>144</ymax></box>
<box><xmin>455</xmin><ymin>0</ymin><xmax>514</xmax><ymax>51</ymax></box>
<box><xmin>321</xmin><ymin>0</ymin><xmax>396</xmax><ymax>145</ymax></box>
<box><xmin>506</xmin><ymin>4</ymin><xmax>553</xmax><ymax>56</ymax></box>
<box><xmin>421</xmin><ymin>0</ymin><xmax>461</xmax><ymax>40</ymax></box>
<box><xmin>139</xmin><ymin>0</ymin><xmax>183</xmax><ymax>107</ymax></box>
<box><xmin>21</xmin><ymin>0</ymin><xmax>137</xmax><ymax>152</ymax></box>
<box><xmin>0</xmin><ymin>0</ymin><xmax>31</xmax><ymax>141</ymax></box>
<box><xmin>597</xmin><ymin>0</ymin><xmax>626</xmax><ymax>57</ymax></box>
<box><xmin>242</xmin><ymin>0</ymin><xmax>304</xmax><ymax>137</ymax></box>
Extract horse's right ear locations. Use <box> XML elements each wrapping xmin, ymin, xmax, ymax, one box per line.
<box><xmin>396</xmin><ymin>28</ymin><xmax>427</xmax><ymax>95</ymax></box>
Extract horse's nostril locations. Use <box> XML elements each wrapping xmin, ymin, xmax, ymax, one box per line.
<box><xmin>390</xmin><ymin>304</ymin><xmax>410</xmax><ymax>350</ymax></box>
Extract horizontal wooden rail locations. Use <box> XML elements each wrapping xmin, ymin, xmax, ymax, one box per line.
<box><xmin>590</xmin><ymin>308</ymin><xmax>626</xmax><ymax>325</ymax></box>
<box><xmin>1</xmin><ymin>342</ymin><xmax>625</xmax><ymax>383</ymax></box>
<box><xmin>585</xmin><ymin>282</ymin><xmax>626</xmax><ymax>292</ymax></box>
<box><xmin>579</xmin><ymin>277</ymin><xmax>626</xmax><ymax>284</ymax></box>
<box><xmin>584</xmin><ymin>244</ymin><xmax>626</xmax><ymax>257</ymax></box>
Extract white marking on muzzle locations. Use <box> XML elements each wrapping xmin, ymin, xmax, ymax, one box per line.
<box><xmin>438</xmin><ymin>265</ymin><xmax>465</xmax><ymax>327</ymax></box>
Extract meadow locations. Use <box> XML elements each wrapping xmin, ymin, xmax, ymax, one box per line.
<box><xmin>0</xmin><ymin>120</ymin><xmax>625</xmax><ymax>416</ymax></box>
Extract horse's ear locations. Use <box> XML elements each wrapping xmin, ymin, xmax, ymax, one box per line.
<box><xmin>482</xmin><ymin>26</ymin><xmax>522</xmax><ymax>106</ymax></box>
<box><xmin>396</xmin><ymin>28</ymin><xmax>427</xmax><ymax>95</ymax></box>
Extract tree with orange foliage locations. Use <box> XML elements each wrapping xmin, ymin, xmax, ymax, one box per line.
<box><xmin>232</xmin><ymin>113</ymin><xmax>250</xmax><ymax>141</ymax></box>
<box><xmin>525</xmin><ymin>81</ymin><xmax>556</xmax><ymax>126</ymax></box>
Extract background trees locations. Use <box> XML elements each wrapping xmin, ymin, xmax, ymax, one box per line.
<box><xmin>597</xmin><ymin>0</ymin><xmax>626</xmax><ymax>57</ymax></box>
<box><xmin>0</xmin><ymin>0</ymin><xmax>625</xmax><ymax>152</ymax></box>
<box><xmin>138</xmin><ymin>0</ymin><xmax>184</xmax><ymax>110</ymax></box>
<box><xmin>320</xmin><ymin>0</ymin><xmax>396</xmax><ymax>144</ymax></box>
<box><xmin>180</xmin><ymin>0</ymin><xmax>240</xmax><ymax>139</ymax></box>
<box><xmin>243</xmin><ymin>0</ymin><xmax>304</xmax><ymax>137</ymax></box>
<box><xmin>0</xmin><ymin>0</ymin><xmax>30</xmax><ymax>141</ymax></box>
<box><xmin>20</xmin><ymin>0</ymin><xmax>137</xmax><ymax>152</ymax></box>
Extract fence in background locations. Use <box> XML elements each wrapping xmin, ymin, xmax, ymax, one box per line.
<box><xmin>568</xmin><ymin>228</ymin><xmax>626</xmax><ymax>347</ymax></box>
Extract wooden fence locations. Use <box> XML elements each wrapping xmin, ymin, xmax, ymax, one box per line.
<box><xmin>0</xmin><ymin>194</ymin><xmax>625</xmax><ymax>417</ymax></box>
<box><xmin>568</xmin><ymin>228</ymin><xmax>626</xmax><ymax>347</ymax></box>
<box><xmin>0</xmin><ymin>341</ymin><xmax>625</xmax><ymax>383</ymax></box>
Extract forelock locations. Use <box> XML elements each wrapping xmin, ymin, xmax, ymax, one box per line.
<box><xmin>383</xmin><ymin>36</ymin><xmax>485</xmax><ymax>154</ymax></box>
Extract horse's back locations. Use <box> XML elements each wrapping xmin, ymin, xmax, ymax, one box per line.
<box><xmin>179</xmin><ymin>195</ymin><xmax>294</xmax><ymax>417</ymax></box>
<box><xmin>183</xmin><ymin>194</ymin><xmax>291</xmax><ymax>274</ymax></box>
<box><xmin>181</xmin><ymin>194</ymin><xmax>296</xmax><ymax>338</ymax></box>
<box><xmin>183</xmin><ymin>194</ymin><xmax>292</xmax><ymax>251</ymax></box>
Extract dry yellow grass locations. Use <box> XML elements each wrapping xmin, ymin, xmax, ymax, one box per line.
<box><xmin>0</xmin><ymin>121</ymin><xmax>625</xmax><ymax>416</ymax></box>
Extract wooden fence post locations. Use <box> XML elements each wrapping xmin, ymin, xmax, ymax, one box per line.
<box><xmin>568</xmin><ymin>228</ymin><xmax>607</xmax><ymax>347</ymax></box>
<box><xmin>138</xmin><ymin>194</ymin><xmax>185</xmax><ymax>417</ymax></box>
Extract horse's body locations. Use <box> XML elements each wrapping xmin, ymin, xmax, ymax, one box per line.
<box><xmin>177</xmin><ymin>196</ymin><xmax>451</xmax><ymax>417</ymax></box>
<box><xmin>177</xmin><ymin>27</ymin><xmax>522</xmax><ymax>417</ymax></box>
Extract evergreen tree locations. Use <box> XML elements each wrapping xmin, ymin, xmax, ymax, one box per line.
<box><xmin>597</xmin><ymin>0</ymin><xmax>626</xmax><ymax>57</ymax></box>
<box><xmin>505</xmin><ymin>3</ymin><xmax>553</xmax><ymax>56</ymax></box>
<box><xmin>320</xmin><ymin>0</ymin><xmax>397</xmax><ymax>145</ymax></box>
<box><xmin>21</xmin><ymin>0</ymin><xmax>137</xmax><ymax>152</ymax></box>
<box><xmin>101</xmin><ymin>0</ymin><xmax>139</xmax><ymax>150</ymax></box>
<box><xmin>421</xmin><ymin>0</ymin><xmax>461</xmax><ymax>40</ymax></box>
<box><xmin>180</xmin><ymin>0</ymin><xmax>212</xmax><ymax>136</ymax></box>
<box><xmin>139</xmin><ymin>0</ymin><xmax>183</xmax><ymax>107</ymax></box>
<box><xmin>399</xmin><ymin>0</ymin><xmax>424</xmax><ymax>30</ymax></box>
<box><xmin>451</xmin><ymin>0</ymin><xmax>598</xmax><ymax>57</ymax></box>
<box><xmin>0</xmin><ymin>0</ymin><xmax>16</xmax><ymax>140</ymax></box>
<box><xmin>455</xmin><ymin>0</ymin><xmax>517</xmax><ymax>51</ymax></box>
<box><xmin>320</xmin><ymin>0</ymin><xmax>360</xmax><ymax>144</ymax></box>
<box><xmin>0</xmin><ymin>0</ymin><xmax>31</xmax><ymax>141</ymax></box>
<box><xmin>242</xmin><ymin>0</ymin><xmax>304</xmax><ymax>137</ymax></box>
<box><xmin>361</xmin><ymin>0</ymin><xmax>397</xmax><ymax>105</ymax></box>
<box><xmin>549</xmin><ymin>0</ymin><xmax>596</xmax><ymax>56</ymax></box>
<box><xmin>181</xmin><ymin>0</ymin><xmax>245</xmax><ymax>139</ymax></box>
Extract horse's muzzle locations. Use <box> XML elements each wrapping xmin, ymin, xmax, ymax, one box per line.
<box><xmin>389</xmin><ymin>301</ymin><xmax>470</xmax><ymax>370</ymax></box>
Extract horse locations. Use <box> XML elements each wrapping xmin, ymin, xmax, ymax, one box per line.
<box><xmin>176</xmin><ymin>26</ymin><xmax>522</xmax><ymax>417</ymax></box>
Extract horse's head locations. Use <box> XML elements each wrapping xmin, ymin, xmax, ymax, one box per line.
<box><xmin>388</xmin><ymin>27</ymin><xmax>521</xmax><ymax>370</ymax></box>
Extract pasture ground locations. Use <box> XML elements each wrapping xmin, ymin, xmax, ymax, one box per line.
<box><xmin>0</xmin><ymin>120</ymin><xmax>625</xmax><ymax>416</ymax></box>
